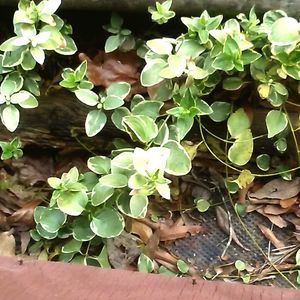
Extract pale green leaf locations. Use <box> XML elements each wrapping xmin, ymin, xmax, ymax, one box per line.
<box><xmin>90</xmin><ymin>207</ymin><xmax>124</xmax><ymax>238</ymax></box>
<box><xmin>266</xmin><ymin>110</ymin><xmax>288</xmax><ymax>138</ymax></box>
<box><xmin>85</xmin><ymin>110</ymin><xmax>107</xmax><ymax>137</ymax></box>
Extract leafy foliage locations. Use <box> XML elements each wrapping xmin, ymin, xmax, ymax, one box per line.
<box><xmin>1</xmin><ymin>0</ymin><xmax>299</xmax><ymax>275</ymax></box>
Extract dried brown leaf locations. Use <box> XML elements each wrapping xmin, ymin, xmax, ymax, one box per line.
<box><xmin>246</xmin><ymin>204</ymin><xmax>264</xmax><ymax>213</ymax></box>
<box><xmin>249</xmin><ymin>177</ymin><xmax>300</xmax><ymax>200</ymax></box>
<box><xmin>129</xmin><ymin>219</ymin><xmax>153</xmax><ymax>243</ymax></box>
<box><xmin>257</xmin><ymin>223</ymin><xmax>285</xmax><ymax>250</ymax></box>
<box><xmin>0</xmin><ymin>231</ymin><xmax>15</xmax><ymax>256</ymax></box>
<box><xmin>7</xmin><ymin>199</ymin><xmax>42</xmax><ymax>226</ymax></box>
<box><xmin>263</xmin><ymin>205</ymin><xmax>289</xmax><ymax>215</ymax></box>
<box><xmin>107</xmin><ymin>231</ymin><xmax>140</xmax><ymax>269</ymax></box>
<box><xmin>215</xmin><ymin>206</ymin><xmax>249</xmax><ymax>251</ymax></box>
<box><xmin>279</xmin><ymin>197</ymin><xmax>298</xmax><ymax>208</ymax></box>
<box><xmin>256</xmin><ymin>208</ymin><xmax>288</xmax><ymax>228</ymax></box>
<box><xmin>154</xmin><ymin>248</ymin><xmax>178</xmax><ymax>265</ymax></box>
<box><xmin>20</xmin><ymin>231</ymin><xmax>31</xmax><ymax>254</ymax></box>
<box><xmin>78</xmin><ymin>51</ymin><xmax>146</xmax><ymax>96</ymax></box>
<box><xmin>12</xmin><ymin>155</ymin><xmax>54</xmax><ymax>186</ymax></box>
<box><xmin>159</xmin><ymin>221</ymin><xmax>202</xmax><ymax>241</ymax></box>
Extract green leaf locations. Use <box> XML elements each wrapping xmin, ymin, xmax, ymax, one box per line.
<box><xmin>176</xmin><ymin>39</ymin><xmax>205</xmax><ymax>58</ymax></box>
<box><xmin>212</xmin><ymin>53</ymin><xmax>234</xmax><ymax>71</ymax></box>
<box><xmin>103</xmin><ymin>95</ymin><xmax>124</xmax><ymax>110</ymax></box>
<box><xmin>265</xmin><ymin>110</ymin><xmax>288</xmax><ymax>138</ymax></box>
<box><xmin>274</xmin><ymin>137</ymin><xmax>287</xmax><ymax>153</ymax></box>
<box><xmin>0</xmin><ymin>37</ymin><xmax>21</xmax><ymax>52</ymax></box>
<box><xmin>39</xmin><ymin>208</ymin><xmax>66</xmax><ymax>233</ymax></box>
<box><xmin>147</xmin><ymin>39</ymin><xmax>173</xmax><ymax>55</ymax></box>
<box><xmin>36</xmin><ymin>223</ymin><xmax>57</xmax><ymax>240</ymax></box>
<box><xmin>227</xmin><ymin>108</ymin><xmax>251</xmax><ymax>138</ymax></box>
<box><xmin>111</xmin><ymin>151</ymin><xmax>134</xmax><ymax>175</ymax></box>
<box><xmin>296</xmin><ymin>249</ymin><xmax>300</xmax><ymax>266</ymax></box>
<box><xmin>97</xmin><ymin>245</ymin><xmax>111</xmax><ymax>268</ymax></box>
<box><xmin>235</xmin><ymin>260</ymin><xmax>246</xmax><ymax>271</ymax></box>
<box><xmin>111</xmin><ymin>107</ymin><xmax>131</xmax><ymax>131</ymax></box>
<box><xmin>74</xmin><ymin>61</ymin><xmax>87</xmax><ymax>82</ymax></box>
<box><xmin>223</xmin><ymin>77</ymin><xmax>243</xmax><ymax>91</ymax></box>
<box><xmin>75</xmin><ymin>89</ymin><xmax>99</xmax><ymax>106</ymax></box>
<box><xmin>72</xmin><ymin>216</ymin><xmax>95</xmax><ymax>241</ymax></box>
<box><xmin>1</xmin><ymin>105</ymin><xmax>20</xmax><ymax>132</ymax></box>
<box><xmin>269</xmin><ymin>17</ymin><xmax>300</xmax><ymax>46</ymax></box>
<box><xmin>30</xmin><ymin>46</ymin><xmax>45</xmax><ymax>65</ymax></box>
<box><xmin>99</xmin><ymin>174</ymin><xmax>128</xmax><ymax>188</ymax></box>
<box><xmin>256</xmin><ymin>154</ymin><xmax>271</xmax><ymax>171</ymax></box>
<box><xmin>34</xmin><ymin>206</ymin><xmax>47</xmax><ymax>224</ymax></box>
<box><xmin>91</xmin><ymin>183</ymin><xmax>114</xmax><ymax>206</ymax></box>
<box><xmin>228</xmin><ymin>129</ymin><xmax>253</xmax><ymax>166</ymax></box>
<box><xmin>209</xmin><ymin>102</ymin><xmax>231</xmax><ymax>122</ymax></box>
<box><xmin>138</xmin><ymin>254</ymin><xmax>154</xmax><ymax>273</ymax></box>
<box><xmin>177</xmin><ymin>260</ymin><xmax>189</xmax><ymax>274</ymax></box>
<box><xmin>129</xmin><ymin>194</ymin><xmax>148</xmax><ymax>218</ymax></box>
<box><xmin>10</xmin><ymin>91</ymin><xmax>38</xmax><ymax>108</ymax></box>
<box><xmin>176</xmin><ymin>117</ymin><xmax>193</xmax><ymax>140</ymax></box>
<box><xmin>38</xmin><ymin>0</ymin><xmax>61</xmax><ymax>15</ymax></box>
<box><xmin>87</xmin><ymin>156</ymin><xmax>111</xmax><ymax>175</ymax></box>
<box><xmin>196</xmin><ymin>198</ymin><xmax>210</xmax><ymax>212</ymax></box>
<box><xmin>241</xmin><ymin>49</ymin><xmax>261</xmax><ymax>65</ymax></box>
<box><xmin>140</xmin><ymin>59</ymin><xmax>168</xmax><ymax>87</ymax></box>
<box><xmin>106</xmin><ymin>82</ymin><xmax>131</xmax><ymax>98</ymax></box>
<box><xmin>55</xmin><ymin>36</ymin><xmax>77</xmax><ymax>55</ymax></box>
<box><xmin>57</xmin><ymin>191</ymin><xmax>88</xmax><ymax>216</ymax></box>
<box><xmin>3</xmin><ymin>48</ymin><xmax>25</xmax><ymax>68</ymax></box>
<box><xmin>105</xmin><ymin>35</ymin><xmax>121</xmax><ymax>53</ymax></box>
<box><xmin>122</xmin><ymin>115</ymin><xmax>158</xmax><ymax>143</ymax></box>
<box><xmin>196</xmin><ymin>99</ymin><xmax>213</xmax><ymax>115</ymax></box>
<box><xmin>167</xmin><ymin>54</ymin><xmax>186</xmax><ymax>77</ymax></box>
<box><xmin>131</xmin><ymin>101</ymin><xmax>163</xmax><ymax>120</ymax></box>
<box><xmin>163</xmin><ymin>140</ymin><xmax>191</xmax><ymax>175</ymax></box>
<box><xmin>159</xmin><ymin>266</ymin><xmax>177</xmax><ymax>276</ymax></box>
<box><xmin>62</xmin><ymin>239</ymin><xmax>82</xmax><ymax>254</ymax></box>
<box><xmin>90</xmin><ymin>207</ymin><xmax>124</xmax><ymax>238</ymax></box>
<box><xmin>85</xmin><ymin>110</ymin><xmax>107</xmax><ymax>137</ymax></box>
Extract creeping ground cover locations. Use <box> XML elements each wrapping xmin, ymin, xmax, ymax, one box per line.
<box><xmin>0</xmin><ymin>0</ymin><xmax>300</xmax><ymax>286</ymax></box>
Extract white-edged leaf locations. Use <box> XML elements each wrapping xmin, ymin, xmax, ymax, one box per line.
<box><xmin>75</xmin><ymin>89</ymin><xmax>99</xmax><ymax>106</ymax></box>
<box><xmin>85</xmin><ymin>110</ymin><xmax>107</xmax><ymax>137</ymax></box>
<box><xmin>1</xmin><ymin>105</ymin><xmax>19</xmax><ymax>132</ymax></box>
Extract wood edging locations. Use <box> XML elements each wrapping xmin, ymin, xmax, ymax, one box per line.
<box><xmin>0</xmin><ymin>256</ymin><xmax>298</xmax><ymax>299</ymax></box>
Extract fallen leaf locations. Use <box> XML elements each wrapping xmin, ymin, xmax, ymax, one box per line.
<box><xmin>249</xmin><ymin>177</ymin><xmax>300</xmax><ymax>200</ymax></box>
<box><xmin>248</xmin><ymin>198</ymin><xmax>280</xmax><ymax>205</ymax></box>
<box><xmin>78</xmin><ymin>51</ymin><xmax>146</xmax><ymax>96</ymax></box>
<box><xmin>106</xmin><ymin>231</ymin><xmax>140</xmax><ymax>269</ymax></box>
<box><xmin>246</xmin><ymin>204</ymin><xmax>264</xmax><ymax>213</ymax></box>
<box><xmin>216</xmin><ymin>206</ymin><xmax>249</xmax><ymax>251</ymax></box>
<box><xmin>129</xmin><ymin>219</ymin><xmax>153</xmax><ymax>243</ymax></box>
<box><xmin>144</xmin><ymin>230</ymin><xmax>160</xmax><ymax>259</ymax></box>
<box><xmin>20</xmin><ymin>231</ymin><xmax>31</xmax><ymax>254</ymax></box>
<box><xmin>12</xmin><ymin>154</ymin><xmax>54</xmax><ymax>186</ymax></box>
<box><xmin>279</xmin><ymin>197</ymin><xmax>298</xmax><ymax>208</ymax></box>
<box><xmin>256</xmin><ymin>208</ymin><xmax>288</xmax><ymax>228</ymax></box>
<box><xmin>159</xmin><ymin>221</ymin><xmax>203</xmax><ymax>241</ymax></box>
<box><xmin>138</xmin><ymin>217</ymin><xmax>203</xmax><ymax>242</ymax></box>
<box><xmin>7</xmin><ymin>199</ymin><xmax>43</xmax><ymax>226</ymax></box>
<box><xmin>290</xmin><ymin>218</ymin><xmax>300</xmax><ymax>231</ymax></box>
<box><xmin>263</xmin><ymin>205</ymin><xmax>289</xmax><ymax>215</ymax></box>
<box><xmin>154</xmin><ymin>248</ymin><xmax>178</xmax><ymax>265</ymax></box>
<box><xmin>0</xmin><ymin>231</ymin><xmax>15</xmax><ymax>256</ymax></box>
<box><xmin>257</xmin><ymin>223</ymin><xmax>285</xmax><ymax>250</ymax></box>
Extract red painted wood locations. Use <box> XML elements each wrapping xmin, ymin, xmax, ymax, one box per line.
<box><xmin>0</xmin><ymin>256</ymin><xmax>298</xmax><ymax>300</ymax></box>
